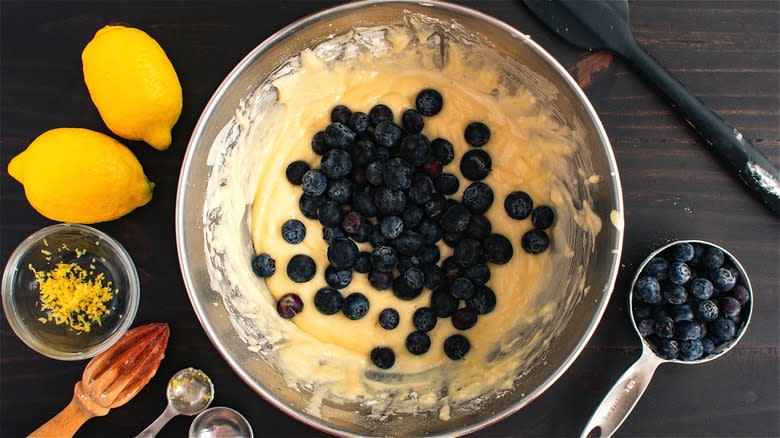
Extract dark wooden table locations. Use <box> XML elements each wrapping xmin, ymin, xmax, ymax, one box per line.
<box><xmin>2</xmin><ymin>1</ymin><xmax>778</xmax><ymax>436</ymax></box>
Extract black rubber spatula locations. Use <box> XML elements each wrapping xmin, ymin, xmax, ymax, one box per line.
<box><xmin>523</xmin><ymin>0</ymin><xmax>780</xmax><ymax>216</ymax></box>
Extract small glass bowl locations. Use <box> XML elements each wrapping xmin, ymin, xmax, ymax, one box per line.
<box><xmin>2</xmin><ymin>223</ymin><xmax>139</xmax><ymax>360</ymax></box>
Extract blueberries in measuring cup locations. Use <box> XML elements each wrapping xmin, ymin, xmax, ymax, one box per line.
<box><xmin>632</xmin><ymin>242</ymin><xmax>751</xmax><ymax>361</ymax></box>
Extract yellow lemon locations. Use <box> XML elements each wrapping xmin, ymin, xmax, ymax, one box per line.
<box><xmin>8</xmin><ymin>128</ymin><xmax>154</xmax><ymax>224</ymax></box>
<box><xmin>82</xmin><ymin>25</ymin><xmax>182</xmax><ymax>150</ymax></box>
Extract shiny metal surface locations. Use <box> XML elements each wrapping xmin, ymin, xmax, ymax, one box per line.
<box><xmin>175</xmin><ymin>1</ymin><xmax>624</xmax><ymax>436</ymax></box>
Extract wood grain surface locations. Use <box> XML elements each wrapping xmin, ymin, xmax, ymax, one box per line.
<box><xmin>1</xmin><ymin>1</ymin><xmax>778</xmax><ymax>437</ymax></box>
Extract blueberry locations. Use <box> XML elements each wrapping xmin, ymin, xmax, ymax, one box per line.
<box><xmin>314</xmin><ymin>287</ymin><xmax>343</xmax><ymax>315</ymax></box>
<box><xmin>643</xmin><ymin>257</ymin><xmax>669</xmax><ymax>280</ymax></box>
<box><xmin>369</xmin><ymin>270</ymin><xmax>393</xmax><ymax>290</ymax></box>
<box><xmin>483</xmin><ymin>233</ymin><xmax>513</xmax><ymax>265</ymax></box>
<box><xmin>300</xmin><ymin>169</ymin><xmax>328</xmax><ymax>196</ymax></box>
<box><xmin>408</xmin><ymin>174</ymin><xmax>434</xmax><ymax>204</ymax></box>
<box><xmin>460</xmin><ymin>149</ymin><xmax>492</xmax><ymax>181</ymax></box>
<box><xmin>341</xmin><ymin>211</ymin><xmax>366</xmax><ymax>236</ymax></box>
<box><xmin>350</xmin><ymin>141</ymin><xmax>375</xmax><ymax>169</ymax></box>
<box><xmin>443</xmin><ymin>334</ymin><xmax>470</xmax><ymax>360</ymax></box>
<box><xmin>442</xmin><ymin>232</ymin><xmax>463</xmax><ymax>248</ymax></box>
<box><xmin>286</xmin><ymin>255</ymin><xmax>316</xmax><ymax>283</ymax></box>
<box><xmin>675</xmin><ymin>320</ymin><xmax>701</xmax><ymax>341</ymax></box>
<box><xmin>696</xmin><ymin>299</ymin><xmax>719</xmax><ymax>322</ymax></box>
<box><xmin>690</xmin><ymin>243</ymin><xmax>706</xmax><ymax>266</ymax></box>
<box><xmin>394</xmin><ymin>232</ymin><xmax>424</xmax><ymax>257</ymax></box>
<box><xmin>299</xmin><ymin>194</ymin><xmax>325</xmax><ymax>219</ymax></box>
<box><xmin>379</xmin><ymin>215</ymin><xmax>404</xmax><ymax>239</ymax></box>
<box><xmin>434</xmin><ymin>173</ymin><xmax>459</xmax><ymax>195</ymax></box>
<box><xmin>531</xmin><ymin>206</ymin><xmax>555</xmax><ymax>230</ymax></box>
<box><xmin>368</xmin><ymin>104</ymin><xmax>393</xmax><ymax>127</ymax></box>
<box><xmin>430</xmin><ymin>288</ymin><xmax>458</xmax><ymax>317</ymax></box>
<box><xmin>325</xmin><ymin>266</ymin><xmax>352</xmax><ymax>289</ymax></box>
<box><xmin>327</xmin><ymin>238</ymin><xmax>358</xmax><ymax>269</ymax></box>
<box><xmin>708</xmin><ymin>267</ymin><xmax>736</xmax><ymax>292</ymax></box>
<box><xmin>654</xmin><ymin>316</ymin><xmax>674</xmax><ymax>338</ymax></box>
<box><xmin>348</xmin><ymin>111</ymin><xmax>370</xmax><ymax>134</ymax></box>
<box><xmin>709</xmin><ymin>316</ymin><xmax>736</xmax><ymax>342</ymax></box>
<box><xmin>668</xmin><ymin>262</ymin><xmax>691</xmax><ymax>285</ymax></box>
<box><xmin>352</xmin><ymin>186</ymin><xmax>378</xmax><ymax>218</ymax></box>
<box><xmin>702</xmin><ymin>247</ymin><xmax>724</xmax><ymax>270</ymax></box>
<box><xmin>635</xmin><ymin>276</ymin><xmax>661</xmax><ymax>304</ymax></box>
<box><xmin>668</xmin><ymin>243</ymin><xmax>695</xmax><ymax>262</ymax></box>
<box><xmin>689</xmin><ymin>277</ymin><xmax>714</xmax><ymax>300</ymax></box>
<box><xmin>324</xmin><ymin>122</ymin><xmax>356</xmax><ymax>149</ymax></box>
<box><xmin>521</xmin><ymin>229</ymin><xmax>550</xmax><ymax>255</ymax></box>
<box><xmin>402</xmin><ymin>204</ymin><xmax>424</xmax><ymax>229</ymax></box>
<box><xmin>419</xmin><ymin>245</ymin><xmax>441</xmax><ymax>265</ymax></box>
<box><xmin>732</xmin><ymin>284</ymin><xmax>750</xmax><ymax>305</ymax></box>
<box><xmin>720</xmin><ymin>297</ymin><xmax>741</xmax><ymax>317</ymax></box>
<box><xmin>285</xmin><ymin>160</ymin><xmax>310</xmax><ymax>185</ymax></box>
<box><xmin>679</xmin><ymin>339</ymin><xmax>704</xmax><ymax>361</ymax></box>
<box><xmin>422</xmin><ymin>263</ymin><xmax>446</xmax><ymax>290</ymax></box>
<box><xmin>379</xmin><ymin>308</ymin><xmax>400</xmax><ymax>330</ymax></box>
<box><xmin>374</xmin><ymin>121</ymin><xmax>403</xmax><ymax>148</ymax></box>
<box><xmin>701</xmin><ymin>338</ymin><xmax>716</xmax><ymax>355</ymax></box>
<box><xmin>390</xmin><ymin>274</ymin><xmax>420</xmax><ymax>300</ymax></box>
<box><xmin>402</xmin><ymin>267</ymin><xmax>425</xmax><ymax>290</ymax></box>
<box><xmin>698</xmin><ymin>321</ymin><xmax>708</xmax><ymax>339</ymax></box>
<box><xmin>637</xmin><ymin>319</ymin><xmax>655</xmax><ymax>336</ymax></box>
<box><xmin>317</xmin><ymin>200</ymin><xmax>343</xmax><ymax>227</ymax></box>
<box><xmin>281</xmin><ymin>219</ymin><xmax>306</xmax><ymax>244</ymax></box>
<box><xmin>370</xmin><ymin>346</ymin><xmax>395</xmax><ymax>369</ymax></box>
<box><xmin>723</xmin><ymin>265</ymin><xmax>740</xmax><ymax>283</ymax></box>
<box><xmin>463</xmin><ymin>264</ymin><xmax>490</xmax><ymax>285</ymax></box>
<box><xmin>663</xmin><ymin>283</ymin><xmax>687</xmax><ymax>304</ymax></box>
<box><xmin>383</xmin><ymin>157</ymin><xmax>414</xmax><ymax>190</ymax></box>
<box><xmin>454</xmin><ymin>239</ymin><xmax>485</xmax><ymax>268</ymax></box>
<box><xmin>451</xmin><ymin>308</ymin><xmax>478</xmax><ymax>331</ymax></box>
<box><xmin>416</xmin><ymin>220</ymin><xmax>442</xmax><ymax>246</ymax></box>
<box><xmin>366</xmin><ymin>161</ymin><xmax>384</xmax><ymax>186</ymax></box>
<box><xmin>431</xmin><ymin>138</ymin><xmax>455</xmax><ymax>164</ymax></box>
<box><xmin>467</xmin><ymin>285</ymin><xmax>497</xmax><ymax>314</ymax></box>
<box><xmin>375</xmin><ymin>187</ymin><xmax>407</xmax><ymax>215</ymax></box>
<box><xmin>342</xmin><ymin>292</ymin><xmax>369</xmax><ymax>320</ymax></box>
<box><xmin>370</xmin><ymin>245</ymin><xmax>398</xmax><ymax>272</ymax></box>
<box><xmin>655</xmin><ymin>338</ymin><xmax>679</xmax><ymax>360</ymax></box>
<box><xmin>413</xmin><ymin>307</ymin><xmax>437</xmax><ymax>332</ymax></box>
<box><xmin>276</xmin><ymin>293</ymin><xmax>304</xmax><ymax>319</ymax></box>
<box><xmin>415</xmin><ymin>88</ymin><xmax>443</xmax><ymax>116</ymax></box>
<box><xmin>369</xmin><ymin>226</ymin><xmax>388</xmax><ymax>247</ymax></box>
<box><xmin>441</xmin><ymin>204</ymin><xmax>471</xmax><ymax>233</ymax></box>
<box><xmin>670</xmin><ymin>304</ymin><xmax>694</xmax><ymax>322</ymax></box>
<box><xmin>423</xmin><ymin>193</ymin><xmax>448</xmax><ymax>219</ymax></box>
<box><xmin>311</xmin><ymin>131</ymin><xmax>328</xmax><ymax>155</ymax></box>
<box><xmin>461</xmin><ymin>182</ymin><xmax>494</xmax><ymax>214</ymax></box>
<box><xmin>465</xmin><ymin>214</ymin><xmax>492</xmax><ymax>241</ymax></box>
<box><xmin>441</xmin><ymin>257</ymin><xmax>462</xmax><ymax>279</ymax></box>
<box><xmin>321</xmin><ymin>148</ymin><xmax>352</xmax><ymax>178</ymax></box>
<box><xmin>325</xmin><ymin>178</ymin><xmax>352</xmax><ymax>203</ymax></box>
<box><xmin>251</xmin><ymin>254</ymin><xmax>276</xmax><ymax>277</ymax></box>
<box><xmin>402</xmin><ymin>109</ymin><xmax>425</xmax><ymax>134</ymax></box>
<box><xmin>504</xmin><ymin>191</ymin><xmax>533</xmax><ymax>219</ymax></box>
<box><xmin>330</xmin><ymin>104</ymin><xmax>352</xmax><ymax>124</ymax></box>
<box><xmin>322</xmin><ymin>225</ymin><xmax>347</xmax><ymax>245</ymax></box>
<box><xmin>450</xmin><ymin>277</ymin><xmax>475</xmax><ymax>300</ymax></box>
<box><xmin>354</xmin><ymin>251</ymin><xmax>372</xmax><ymax>274</ymax></box>
<box><xmin>422</xmin><ymin>159</ymin><xmax>443</xmax><ymax>179</ymax></box>
<box><xmin>400</xmin><ymin>133</ymin><xmax>431</xmax><ymax>166</ymax></box>
<box><xmin>634</xmin><ymin>303</ymin><xmax>652</xmax><ymax>320</ymax></box>
<box><xmin>463</xmin><ymin>122</ymin><xmax>490</xmax><ymax>147</ymax></box>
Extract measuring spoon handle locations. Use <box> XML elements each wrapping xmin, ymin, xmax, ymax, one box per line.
<box><xmin>580</xmin><ymin>348</ymin><xmax>665</xmax><ymax>438</ymax></box>
<box><xmin>135</xmin><ymin>404</ymin><xmax>179</xmax><ymax>438</ymax></box>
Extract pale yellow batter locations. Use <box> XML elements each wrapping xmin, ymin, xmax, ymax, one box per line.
<box><xmin>204</xmin><ymin>15</ymin><xmax>603</xmax><ymax>421</ymax></box>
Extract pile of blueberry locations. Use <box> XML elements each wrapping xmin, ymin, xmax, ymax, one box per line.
<box><xmin>252</xmin><ymin>88</ymin><xmax>555</xmax><ymax>370</ymax></box>
<box><xmin>632</xmin><ymin>242</ymin><xmax>751</xmax><ymax>361</ymax></box>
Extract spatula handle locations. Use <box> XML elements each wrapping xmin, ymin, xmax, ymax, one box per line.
<box><xmin>28</xmin><ymin>397</ymin><xmax>95</xmax><ymax>438</ymax></box>
<box><xmin>622</xmin><ymin>38</ymin><xmax>780</xmax><ymax>216</ymax></box>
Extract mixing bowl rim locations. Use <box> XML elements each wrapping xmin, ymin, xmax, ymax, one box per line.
<box><xmin>175</xmin><ymin>0</ymin><xmax>624</xmax><ymax>436</ymax></box>
<box><xmin>1</xmin><ymin>222</ymin><xmax>140</xmax><ymax>361</ymax></box>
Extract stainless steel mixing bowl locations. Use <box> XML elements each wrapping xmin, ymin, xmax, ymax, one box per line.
<box><xmin>176</xmin><ymin>1</ymin><xmax>623</xmax><ymax>436</ymax></box>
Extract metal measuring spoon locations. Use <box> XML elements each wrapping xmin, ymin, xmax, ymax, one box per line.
<box><xmin>136</xmin><ymin>367</ymin><xmax>215</xmax><ymax>437</ymax></box>
<box><xmin>189</xmin><ymin>406</ymin><xmax>253</xmax><ymax>438</ymax></box>
<box><xmin>580</xmin><ymin>240</ymin><xmax>753</xmax><ymax>438</ymax></box>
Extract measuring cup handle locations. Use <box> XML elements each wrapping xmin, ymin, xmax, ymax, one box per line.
<box><xmin>580</xmin><ymin>348</ymin><xmax>664</xmax><ymax>438</ymax></box>
<box><xmin>135</xmin><ymin>404</ymin><xmax>178</xmax><ymax>438</ymax></box>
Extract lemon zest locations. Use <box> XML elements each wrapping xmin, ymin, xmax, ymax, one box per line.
<box><xmin>30</xmin><ymin>261</ymin><xmax>114</xmax><ymax>333</ymax></box>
